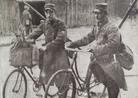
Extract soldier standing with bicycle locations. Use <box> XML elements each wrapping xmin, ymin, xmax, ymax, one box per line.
<box><xmin>26</xmin><ymin>3</ymin><xmax>70</xmax><ymax>98</ymax></box>
<box><xmin>66</xmin><ymin>3</ymin><xmax>127</xmax><ymax>98</ymax></box>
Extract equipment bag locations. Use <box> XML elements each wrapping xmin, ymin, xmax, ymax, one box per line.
<box><xmin>10</xmin><ymin>47</ymin><xmax>32</xmax><ymax>67</ymax></box>
<box><xmin>116</xmin><ymin>42</ymin><xmax>134</xmax><ymax>70</ymax></box>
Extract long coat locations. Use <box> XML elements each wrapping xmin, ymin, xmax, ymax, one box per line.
<box><xmin>71</xmin><ymin>18</ymin><xmax>127</xmax><ymax>90</ymax></box>
<box><xmin>28</xmin><ymin>18</ymin><xmax>70</xmax><ymax>85</ymax></box>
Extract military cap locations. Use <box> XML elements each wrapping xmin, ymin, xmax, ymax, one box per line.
<box><xmin>44</xmin><ymin>3</ymin><xmax>56</xmax><ymax>12</ymax></box>
<box><xmin>93</xmin><ymin>3</ymin><xmax>108</xmax><ymax>13</ymax></box>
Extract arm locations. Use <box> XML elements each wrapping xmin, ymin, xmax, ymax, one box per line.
<box><xmin>67</xmin><ymin>27</ymin><xmax>95</xmax><ymax>48</ymax></box>
<box><xmin>46</xmin><ymin>20</ymin><xmax>67</xmax><ymax>50</ymax></box>
<box><xmin>27</xmin><ymin>24</ymin><xmax>43</xmax><ymax>40</ymax></box>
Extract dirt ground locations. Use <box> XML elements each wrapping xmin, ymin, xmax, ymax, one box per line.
<box><xmin>0</xmin><ymin>18</ymin><xmax>138</xmax><ymax>98</ymax></box>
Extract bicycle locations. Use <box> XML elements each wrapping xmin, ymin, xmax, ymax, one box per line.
<box><xmin>2</xmin><ymin>24</ymin><xmax>47</xmax><ymax>98</ymax></box>
<box><xmin>2</xmin><ymin>35</ymin><xmax>45</xmax><ymax>98</ymax></box>
<box><xmin>44</xmin><ymin>47</ymin><xmax>106</xmax><ymax>98</ymax></box>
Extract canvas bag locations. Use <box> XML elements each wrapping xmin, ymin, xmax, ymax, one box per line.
<box><xmin>10</xmin><ymin>47</ymin><xmax>32</xmax><ymax>67</ymax></box>
<box><xmin>115</xmin><ymin>42</ymin><xmax>134</xmax><ymax>70</ymax></box>
<box><xmin>10</xmin><ymin>25</ymin><xmax>39</xmax><ymax>68</ymax></box>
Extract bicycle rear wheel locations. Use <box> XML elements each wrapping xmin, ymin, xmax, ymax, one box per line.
<box><xmin>3</xmin><ymin>69</ymin><xmax>27</xmax><ymax>98</ymax></box>
<box><xmin>87</xmin><ymin>75</ymin><xmax>106</xmax><ymax>98</ymax></box>
<box><xmin>44</xmin><ymin>69</ymin><xmax>76</xmax><ymax>98</ymax></box>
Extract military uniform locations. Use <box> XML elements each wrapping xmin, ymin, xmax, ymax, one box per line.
<box><xmin>68</xmin><ymin>3</ymin><xmax>127</xmax><ymax>98</ymax></box>
<box><xmin>27</xmin><ymin>17</ymin><xmax>70</xmax><ymax>85</ymax></box>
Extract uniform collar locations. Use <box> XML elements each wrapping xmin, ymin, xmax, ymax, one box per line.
<box><xmin>97</xmin><ymin>18</ymin><xmax>109</xmax><ymax>29</ymax></box>
<box><xmin>47</xmin><ymin>17</ymin><xmax>58</xmax><ymax>27</ymax></box>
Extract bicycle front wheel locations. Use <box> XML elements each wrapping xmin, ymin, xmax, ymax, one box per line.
<box><xmin>45</xmin><ymin>69</ymin><xmax>76</xmax><ymax>98</ymax></box>
<box><xmin>3</xmin><ymin>69</ymin><xmax>27</xmax><ymax>98</ymax></box>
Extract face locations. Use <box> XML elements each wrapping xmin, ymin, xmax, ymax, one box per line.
<box><xmin>44</xmin><ymin>9</ymin><xmax>56</xmax><ymax>21</ymax></box>
<box><xmin>94</xmin><ymin>11</ymin><xmax>106</xmax><ymax>22</ymax></box>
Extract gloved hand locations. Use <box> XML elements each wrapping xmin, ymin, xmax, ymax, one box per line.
<box><xmin>65</xmin><ymin>42</ymin><xmax>76</xmax><ymax>48</ymax></box>
<box><xmin>87</xmin><ymin>48</ymin><xmax>94</xmax><ymax>53</ymax></box>
<box><xmin>25</xmin><ymin>38</ymin><xmax>35</xmax><ymax>44</ymax></box>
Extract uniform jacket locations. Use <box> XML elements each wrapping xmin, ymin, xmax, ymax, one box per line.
<box><xmin>28</xmin><ymin>18</ymin><xmax>70</xmax><ymax>84</ymax></box>
<box><xmin>71</xmin><ymin>18</ymin><xmax>127</xmax><ymax>90</ymax></box>
<box><xmin>21</xmin><ymin>10</ymin><xmax>32</xmax><ymax>26</ymax></box>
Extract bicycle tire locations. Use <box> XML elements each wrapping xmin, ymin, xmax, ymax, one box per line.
<box><xmin>87</xmin><ymin>74</ymin><xmax>106</xmax><ymax>98</ymax></box>
<box><xmin>3</xmin><ymin>69</ymin><xmax>27</xmax><ymax>98</ymax></box>
<box><xmin>44</xmin><ymin>69</ymin><xmax>76</xmax><ymax>98</ymax></box>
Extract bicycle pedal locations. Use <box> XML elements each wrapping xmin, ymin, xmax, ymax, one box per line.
<box><xmin>36</xmin><ymin>93</ymin><xmax>43</xmax><ymax>97</ymax></box>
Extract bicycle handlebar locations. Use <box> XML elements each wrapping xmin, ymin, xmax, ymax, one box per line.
<box><xmin>65</xmin><ymin>47</ymin><xmax>93</xmax><ymax>53</ymax></box>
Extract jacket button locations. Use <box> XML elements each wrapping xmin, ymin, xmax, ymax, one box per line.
<box><xmin>104</xmin><ymin>60</ymin><xmax>106</xmax><ymax>61</ymax></box>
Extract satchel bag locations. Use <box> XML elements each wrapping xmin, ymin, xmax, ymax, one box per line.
<box><xmin>115</xmin><ymin>42</ymin><xmax>134</xmax><ymax>70</ymax></box>
<box><xmin>10</xmin><ymin>47</ymin><xmax>33</xmax><ymax>67</ymax></box>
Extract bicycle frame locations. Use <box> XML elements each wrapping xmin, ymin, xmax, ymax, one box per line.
<box><xmin>69</xmin><ymin>51</ymin><xmax>99</xmax><ymax>94</ymax></box>
<box><xmin>69</xmin><ymin>52</ymin><xmax>84</xmax><ymax>88</ymax></box>
<box><xmin>17</xmin><ymin>66</ymin><xmax>40</xmax><ymax>88</ymax></box>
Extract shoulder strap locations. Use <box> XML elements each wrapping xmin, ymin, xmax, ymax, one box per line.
<box><xmin>53</xmin><ymin>19</ymin><xmax>59</xmax><ymax>39</ymax></box>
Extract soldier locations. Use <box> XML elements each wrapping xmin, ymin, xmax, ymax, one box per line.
<box><xmin>66</xmin><ymin>3</ymin><xmax>127</xmax><ymax>98</ymax></box>
<box><xmin>26</xmin><ymin>3</ymin><xmax>70</xmax><ymax>98</ymax></box>
<box><xmin>21</xmin><ymin>5</ymin><xmax>32</xmax><ymax>36</ymax></box>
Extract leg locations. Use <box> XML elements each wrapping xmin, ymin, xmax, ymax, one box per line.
<box><xmin>25</xmin><ymin>26</ymin><xmax>30</xmax><ymax>36</ymax></box>
<box><xmin>91</xmin><ymin>64</ymin><xmax>119</xmax><ymax>98</ymax></box>
<box><xmin>85</xmin><ymin>62</ymin><xmax>105</xmax><ymax>98</ymax></box>
<box><xmin>106</xmin><ymin>74</ymin><xmax>119</xmax><ymax>98</ymax></box>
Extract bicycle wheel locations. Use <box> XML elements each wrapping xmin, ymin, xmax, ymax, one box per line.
<box><xmin>3</xmin><ymin>69</ymin><xmax>27</xmax><ymax>98</ymax></box>
<box><xmin>45</xmin><ymin>69</ymin><xmax>76</xmax><ymax>98</ymax></box>
<box><xmin>87</xmin><ymin>74</ymin><xmax>107</xmax><ymax>98</ymax></box>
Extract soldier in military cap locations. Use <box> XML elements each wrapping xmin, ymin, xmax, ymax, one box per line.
<box><xmin>66</xmin><ymin>3</ymin><xmax>127</xmax><ymax>98</ymax></box>
<box><xmin>26</xmin><ymin>3</ymin><xmax>70</xmax><ymax>98</ymax></box>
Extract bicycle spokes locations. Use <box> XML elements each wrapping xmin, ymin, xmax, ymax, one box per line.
<box><xmin>45</xmin><ymin>70</ymin><xmax>76</xmax><ymax>98</ymax></box>
<box><xmin>3</xmin><ymin>69</ymin><xmax>27</xmax><ymax>98</ymax></box>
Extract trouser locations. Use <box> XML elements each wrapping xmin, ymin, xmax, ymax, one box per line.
<box><xmin>85</xmin><ymin>62</ymin><xmax>119</xmax><ymax>98</ymax></box>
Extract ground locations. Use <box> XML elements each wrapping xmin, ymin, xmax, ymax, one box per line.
<box><xmin>0</xmin><ymin>18</ymin><xmax>138</xmax><ymax>98</ymax></box>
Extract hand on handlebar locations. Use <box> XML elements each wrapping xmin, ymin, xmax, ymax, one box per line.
<box><xmin>65</xmin><ymin>42</ymin><xmax>72</xmax><ymax>47</ymax></box>
<box><xmin>25</xmin><ymin>38</ymin><xmax>35</xmax><ymax>44</ymax></box>
<box><xmin>87</xmin><ymin>48</ymin><xmax>94</xmax><ymax>53</ymax></box>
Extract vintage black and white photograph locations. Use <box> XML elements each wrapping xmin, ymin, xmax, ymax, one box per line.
<box><xmin>0</xmin><ymin>0</ymin><xmax>138</xmax><ymax>98</ymax></box>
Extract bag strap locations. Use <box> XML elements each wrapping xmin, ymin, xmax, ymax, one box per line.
<box><xmin>113</xmin><ymin>54</ymin><xmax>117</xmax><ymax>62</ymax></box>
